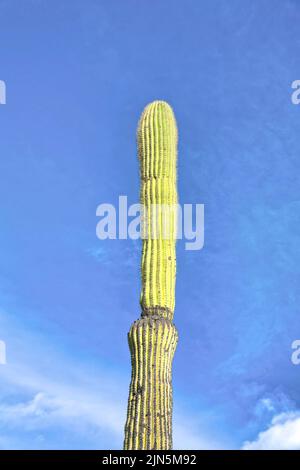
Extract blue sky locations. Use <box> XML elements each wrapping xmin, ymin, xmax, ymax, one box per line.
<box><xmin>0</xmin><ymin>0</ymin><xmax>300</xmax><ymax>449</ymax></box>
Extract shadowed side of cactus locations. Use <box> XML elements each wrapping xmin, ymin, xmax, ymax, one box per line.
<box><xmin>124</xmin><ymin>101</ymin><xmax>178</xmax><ymax>450</ymax></box>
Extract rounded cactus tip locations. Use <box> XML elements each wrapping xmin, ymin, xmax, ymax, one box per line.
<box><xmin>143</xmin><ymin>100</ymin><xmax>174</xmax><ymax>113</ymax></box>
<box><xmin>138</xmin><ymin>100</ymin><xmax>177</xmax><ymax>133</ymax></box>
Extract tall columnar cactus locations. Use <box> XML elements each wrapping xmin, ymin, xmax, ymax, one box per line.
<box><xmin>124</xmin><ymin>101</ymin><xmax>178</xmax><ymax>450</ymax></box>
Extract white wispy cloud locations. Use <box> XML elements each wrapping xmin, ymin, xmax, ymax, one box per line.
<box><xmin>0</xmin><ymin>308</ymin><xmax>127</xmax><ymax>448</ymax></box>
<box><xmin>0</xmin><ymin>358</ymin><xmax>126</xmax><ymax>449</ymax></box>
<box><xmin>0</xmin><ymin>388</ymin><xmax>124</xmax><ymax>441</ymax></box>
<box><xmin>242</xmin><ymin>411</ymin><xmax>300</xmax><ymax>450</ymax></box>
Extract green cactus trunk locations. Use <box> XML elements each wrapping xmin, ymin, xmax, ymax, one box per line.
<box><xmin>124</xmin><ymin>101</ymin><xmax>178</xmax><ymax>450</ymax></box>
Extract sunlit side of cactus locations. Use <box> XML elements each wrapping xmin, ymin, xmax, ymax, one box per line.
<box><xmin>124</xmin><ymin>101</ymin><xmax>178</xmax><ymax>450</ymax></box>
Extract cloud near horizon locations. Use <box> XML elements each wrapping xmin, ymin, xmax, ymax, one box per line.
<box><xmin>242</xmin><ymin>412</ymin><xmax>300</xmax><ymax>450</ymax></box>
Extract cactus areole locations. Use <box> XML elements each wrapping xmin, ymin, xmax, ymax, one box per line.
<box><xmin>124</xmin><ymin>101</ymin><xmax>178</xmax><ymax>450</ymax></box>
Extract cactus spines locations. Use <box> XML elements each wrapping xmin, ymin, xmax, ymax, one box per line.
<box><xmin>124</xmin><ymin>101</ymin><xmax>178</xmax><ymax>450</ymax></box>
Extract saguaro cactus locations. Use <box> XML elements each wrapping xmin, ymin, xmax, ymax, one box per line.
<box><xmin>124</xmin><ymin>101</ymin><xmax>178</xmax><ymax>450</ymax></box>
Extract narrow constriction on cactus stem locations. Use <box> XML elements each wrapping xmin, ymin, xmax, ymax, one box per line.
<box><xmin>124</xmin><ymin>101</ymin><xmax>178</xmax><ymax>450</ymax></box>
